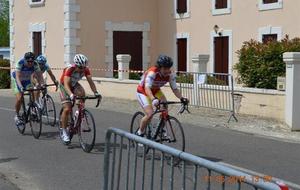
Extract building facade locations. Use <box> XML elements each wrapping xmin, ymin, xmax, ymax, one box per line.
<box><xmin>10</xmin><ymin>0</ymin><xmax>300</xmax><ymax>79</ymax></box>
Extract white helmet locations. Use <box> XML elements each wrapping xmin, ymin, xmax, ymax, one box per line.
<box><xmin>73</xmin><ymin>54</ymin><xmax>88</xmax><ymax>68</ymax></box>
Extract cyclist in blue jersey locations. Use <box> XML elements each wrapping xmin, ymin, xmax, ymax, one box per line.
<box><xmin>33</xmin><ymin>55</ymin><xmax>59</xmax><ymax>107</ymax></box>
<box><xmin>11</xmin><ymin>52</ymin><xmax>44</xmax><ymax>126</ymax></box>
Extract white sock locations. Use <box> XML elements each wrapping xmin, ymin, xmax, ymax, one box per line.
<box><xmin>62</xmin><ymin>129</ymin><xmax>68</xmax><ymax>136</ymax></box>
<box><xmin>137</xmin><ymin>129</ymin><xmax>144</xmax><ymax>135</ymax></box>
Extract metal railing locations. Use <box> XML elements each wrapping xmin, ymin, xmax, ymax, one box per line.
<box><xmin>102</xmin><ymin>128</ymin><xmax>287</xmax><ymax>190</ymax></box>
<box><xmin>177</xmin><ymin>72</ymin><xmax>238</xmax><ymax>122</ymax></box>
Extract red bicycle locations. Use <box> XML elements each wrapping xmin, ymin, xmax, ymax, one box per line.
<box><xmin>58</xmin><ymin>95</ymin><xmax>101</xmax><ymax>152</ymax></box>
<box><xmin>130</xmin><ymin>101</ymin><xmax>190</xmax><ymax>152</ymax></box>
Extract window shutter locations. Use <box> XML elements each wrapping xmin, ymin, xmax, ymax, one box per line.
<box><xmin>215</xmin><ymin>0</ymin><xmax>227</xmax><ymax>9</ymax></box>
<box><xmin>262</xmin><ymin>34</ymin><xmax>278</xmax><ymax>44</ymax></box>
<box><xmin>177</xmin><ymin>0</ymin><xmax>187</xmax><ymax>14</ymax></box>
<box><xmin>263</xmin><ymin>0</ymin><xmax>278</xmax><ymax>4</ymax></box>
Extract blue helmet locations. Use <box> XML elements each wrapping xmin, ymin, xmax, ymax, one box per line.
<box><xmin>156</xmin><ymin>55</ymin><xmax>173</xmax><ymax>68</ymax></box>
<box><xmin>36</xmin><ymin>55</ymin><xmax>47</xmax><ymax>66</ymax></box>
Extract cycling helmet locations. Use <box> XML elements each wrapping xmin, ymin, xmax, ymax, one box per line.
<box><xmin>73</xmin><ymin>54</ymin><xmax>88</xmax><ymax>68</ymax></box>
<box><xmin>24</xmin><ymin>52</ymin><xmax>35</xmax><ymax>62</ymax></box>
<box><xmin>156</xmin><ymin>55</ymin><xmax>173</xmax><ymax>68</ymax></box>
<box><xmin>36</xmin><ymin>55</ymin><xmax>47</xmax><ymax>66</ymax></box>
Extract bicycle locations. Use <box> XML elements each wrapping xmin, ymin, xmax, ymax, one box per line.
<box><xmin>130</xmin><ymin>101</ymin><xmax>190</xmax><ymax>155</ymax></box>
<box><xmin>58</xmin><ymin>95</ymin><xmax>101</xmax><ymax>153</ymax></box>
<box><xmin>17</xmin><ymin>86</ymin><xmax>46</xmax><ymax>139</ymax></box>
<box><xmin>39</xmin><ymin>83</ymin><xmax>57</xmax><ymax>126</ymax></box>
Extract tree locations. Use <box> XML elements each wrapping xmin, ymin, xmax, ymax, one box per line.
<box><xmin>0</xmin><ymin>0</ymin><xmax>9</xmax><ymax>47</ymax></box>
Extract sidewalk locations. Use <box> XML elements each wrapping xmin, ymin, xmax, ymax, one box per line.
<box><xmin>1</xmin><ymin>89</ymin><xmax>300</xmax><ymax>143</ymax></box>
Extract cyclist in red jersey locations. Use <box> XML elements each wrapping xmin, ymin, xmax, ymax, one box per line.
<box><xmin>59</xmin><ymin>54</ymin><xmax>101</xmax><ymax>144</ymax></box>
<box><xmin>136</xmin><ymin>55</ymin><xmax>188</xmax><ymax>137</ymax></box>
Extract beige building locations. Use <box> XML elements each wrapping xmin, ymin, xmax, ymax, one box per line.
<box><xmin>10</xmin><ymin>0</ymin><xmax>300</xmax><ymax>78</ymax></box>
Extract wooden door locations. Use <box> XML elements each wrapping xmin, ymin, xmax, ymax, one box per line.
<box><xmin>113</xmin><ymin>31</ymin><xmax>143</xmax><ymax>73</ymax></box>
<box><xmin>33</xmin><ymin>32</ymin><xmax>42</xmax><ymax>56</ymax></box>
<box><xmin>177</xmin><ymin>38</ymin><xmax>187</xmax><ymax>72</ymax></box>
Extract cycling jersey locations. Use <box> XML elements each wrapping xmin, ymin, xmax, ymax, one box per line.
<box><xmin>137</xmin><ymin>66</ymin><xmax>177</xmax><ymax>96</ymax></box>
<box><xmin>60</xmin><ymin>65</ymin><xmax>91</xmax><ymax>87</ymax></box>
<box><xmin>39</xmin><ymin>63</ymin><xmax>50</xmax><ymax>73</ymax></box>
<box><xmin>12</xmin><ymin>59</ymin><xmax>40</xmax><ymax>81</ymax></box>
<box><xmin>11</xmin><ymin>59</ymin><xmax>40</xmax><ymax>94</ymax></box>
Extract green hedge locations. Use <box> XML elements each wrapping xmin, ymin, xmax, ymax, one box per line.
<box><xmin>0</xmin><ymin>59</ymin><xmax>10</xmax><ymax>89</ymax></box>
<box><xmin>235</xmin><ymin>36</ymin><xmax>300</xmax><ymax>89</ymax></box>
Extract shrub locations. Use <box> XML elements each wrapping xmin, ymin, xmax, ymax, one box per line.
<box><xmin>235</xmin><ymin>36</ymin><xmax>300</xmax><ymax>89</ymax></box>
<box><xmin>0</xmin><ymin>58</ymin><xmax>10</xmax><ymax>89</ymax></box>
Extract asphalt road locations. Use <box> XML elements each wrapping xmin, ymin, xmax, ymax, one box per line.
<box><xmin>0</xmin><ymin>95</ymin><xmax>299</xmax><ymax>190</ymax></box>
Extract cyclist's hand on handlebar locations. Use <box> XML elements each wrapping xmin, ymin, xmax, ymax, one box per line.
<box><xmin>19</xmin><ymin>86</ymin><xmax>24</xmax><ymax>94</ymax></box>
<box><xmin>152</xmin><ymin>98</ymin><xmax>160</xmax><ymax>107</ymax></box>
<box><xmin>180</xmin><ymin>97</ymin><xmax>189</xmax><ymax>105</ymax></box>
<box><xmin>94</xmin><ymin>91</ymin><xmax>102</xmax><ymax>101</ymax></box>
<box><xmin>69</xmin><ymin>93</ymin><xmax>75</xmax><ymax>101</ymax></box>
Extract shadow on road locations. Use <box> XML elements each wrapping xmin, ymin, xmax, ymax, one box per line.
<box><xmin>0</xmin><ymin>157</ymin><xmax>18</xmax><ymax>164</ymax></box>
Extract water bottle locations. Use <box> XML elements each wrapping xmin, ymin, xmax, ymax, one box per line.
<box><xmin>74</xmin><ymin>110</ymin><xmax>79</xmax><ymax>122</ymax></box>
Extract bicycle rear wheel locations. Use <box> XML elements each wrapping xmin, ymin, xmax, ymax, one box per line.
<box><xmin>30</xmin><ymin>104</ymin><xmax>42</xmax><ymax>139</ymax></box>
<box><xmin>78</xmin><ymin>109</ymin><xmax>96</xmax><ymax>153</ymax></box>
<box><xmin>43</xmin><ymin>94</ymin><xmax>56</xmax><ymax>126</ymax></box>
<box><xmin>130</xmin><ymin>111</ymin><xmax>153</xmax><ymax>155</ymax></box>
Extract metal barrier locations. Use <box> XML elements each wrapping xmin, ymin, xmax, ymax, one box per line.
<box><xmin>177</xmin><ymin>72</ymin><xmax>238</xmax><ymax>122</ymax></box>
<box><xmin>102</xmin><ymin>128</ymin><xmax>288</xmax><ymax>190</ymax></box>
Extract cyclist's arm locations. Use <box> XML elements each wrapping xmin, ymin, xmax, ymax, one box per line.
<box><xmin>33</xmin><ymin>63</ymin><xmax>44</xmax><ymax>86</ymax></box>
<box><xmin>47</xmin><ymin>69</ymin><xmax>57</xmax><ymax>84</ymax></box>
<box><xmin>86</xmin><ymin>75</ymin><xmax>97</xmax><ymax>94</ymax></box>
<box><xmin>170</xmin><ymin>74</ymin><xmax>182</xmax><ymax>99</ymax></box>
<box><xmin>64</xmin><ymin>76</ymin><xmax>73</xmax><ymax>96</ymax></box>
<box><xmin>15</xmin><ymin>71</ymin><xmax>23</xmax><ymax>89</ymax></box>
<box><xmin>144</xmin><ymin>71</ymin><xmax>156</xmax><ymax>100</ymax></box>
<box><xmin>32</xmin><ymin>71</ymin><xmax>45</xmax><ymax>86</ymax></box>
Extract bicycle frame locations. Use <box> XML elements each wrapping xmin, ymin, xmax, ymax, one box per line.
<box><xmin>70</xmin><ymin>100</ymin><xmax>85</xmax><ymax>135</ymax></box>
<box><xmin>148</xmin><ymin>101</ymin><xmax>188</xmax><ymax>142</ymax></box>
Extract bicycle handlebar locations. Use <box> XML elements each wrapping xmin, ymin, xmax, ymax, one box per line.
<box><xmin>72</xmin><ymin>95</ymin><xmax>102</xmax><ymax>108</ymax></box>
<box><xmin>23</xmin><ymin>86</ymin><xmax>47</xmax><ymax>95</ymax></box>
<box><xmin>155</xmin><ymin>101</ymin><xmax>190</xmax><ymax>114</ymax></box>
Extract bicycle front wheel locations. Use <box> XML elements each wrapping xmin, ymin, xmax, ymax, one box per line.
<box><xmin>17</xmin><ymin>103</ymin><xmax>26</xmax><ymax>135</ymax></box>
<box><xmin>162</xmin><ymin>116</ymin><xmax>185</xmax><ymax>152</ymax></box>
<box><xmin>30</xmin><ymin>104</ymin><xmax>42</xmax><ymax>139</ymax></box>
<box><xmin>78</xmin><ymin>109</ymin><xmax>96</xmax><ymax>153</ymax></box>
<box><xmin>43</xmin><ymin>94</ymin><xmax>56</xmax><ymax>126</ymax></box>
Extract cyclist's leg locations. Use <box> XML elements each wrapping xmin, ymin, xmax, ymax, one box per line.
<box><xmin>136</xmin><ymin>92</ymin><xmax>154</xmax><ymax>135</ymax></box>
<box><xmin>12</xmin><ymin>77</ymin><xmax>23</xmax><ymax>115</ymax></box>
<box><xmin>31</xmin><ymin>76</ymin><xmax>42</xmax><ymax>105</ymax></box>
<box><xmin>73</xmin><ymin>83</ymin><xmax>85</xmax><ymax>98</ymax></box>
<box><xmin>59</xmin><ymin>84</ymin><xmax>72</xmax><ymax>130</ymax></box>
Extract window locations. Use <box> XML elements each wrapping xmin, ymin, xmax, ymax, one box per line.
<box><xmin>33</xmin><ymin>32</ymin><xmax>42</xmax><ymax>56</ymax></box>
<box><xmin>28</xmin><ymin>0</ymin><xmax>45</xmax><ymax>7</ymax></box>
<box><xmin>215</xmin><ymin>0</ymin><xmax>227</xmax><ymax>9</ymax></box>
<box><xmin>258</xmin><ymin>26</ymin><xmax>282</xmax><ymax>43</ymax></box>
<box><xmin>263</xmin><ymin>0</ymin><xmax>278</xmax><ymax>4</ymax></box>
<box><xmin>212</xmin><ymin>0</ymin><xmax>231</xmax><ymax>16</ymax></box>
<box><xmin>258</xmin><ymin>0</ymin><xmax>282</xmax><ymax>11</ymax></box>
<box><xmin>262</xmin><ymin>34</ymin><xmax>278</xmax><ymax>44</ymax></box>
<box><xmin>174</xmin><ymin>0</ymin><xmax>190</xmax><ymax>19</ymax></box>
